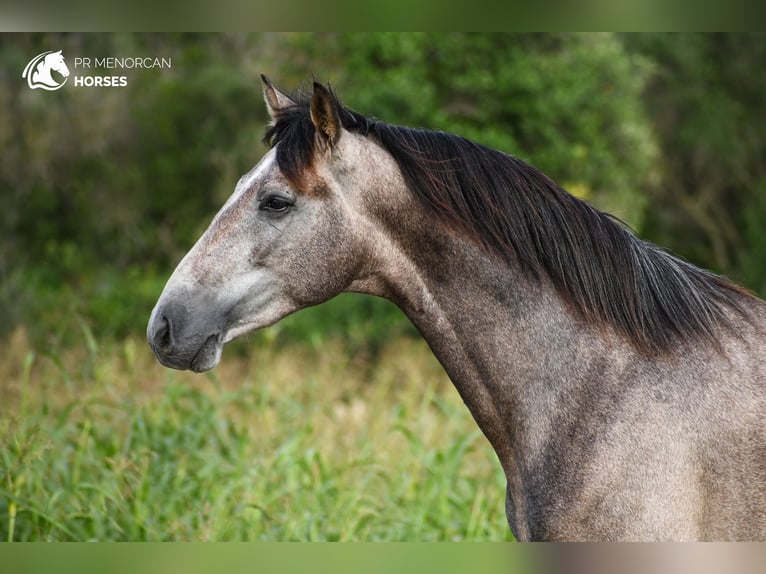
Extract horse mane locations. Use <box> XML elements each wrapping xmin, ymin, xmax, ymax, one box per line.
<box><xmin>263</xmin><ymin>84</ymin><xmax>749</xmax><ymax>354</ymax></box>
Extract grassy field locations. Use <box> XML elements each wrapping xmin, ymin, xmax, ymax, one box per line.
<box><xmin>0</xmin><ymin>323</ymin><xmax>512</xmax><ymax>542</ymax></box>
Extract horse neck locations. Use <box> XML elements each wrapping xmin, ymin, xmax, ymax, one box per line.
<box><xmin>341</xmin><ymin>136</ymin><xmax>621</xmax><ymax>463</ymax></box>
<box><xmin>364</xmin><ymin>192</ymin><xmax>619</xmax><ymax>465</ymax></box>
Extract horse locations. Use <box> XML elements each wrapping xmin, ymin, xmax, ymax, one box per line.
<box><xmin>22</xmin><ymin>50</ymin><xmax>70</xmax><ymax>90</ymax></box>
<box><xmin>147</xmin><ymin>76</ymin><xmax>766</xmax><ymax>541</ymax></box>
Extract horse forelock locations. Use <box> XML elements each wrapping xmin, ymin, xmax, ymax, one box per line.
<box><xmin>263</xmin><ymin>87</ymin><xmax>375</xmax><ymax>192</ymax></box>
<box><xmin>262</xmin><ymin>82</ymin><xmax>751</xmax><ymax>354</ymax></box>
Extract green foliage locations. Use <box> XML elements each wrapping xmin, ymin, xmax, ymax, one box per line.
<box><xmin>625</xmin><ymin>33</ymin><xmax>766</xmax><ymax>292</ymax></box>
<box><xmin>0</xmin><ymin>34</ymin><xmax>271</xmax><ymax>344</ymax></box>
<box><xmin>0</xmin><ymin>335</ymin><xmax>510</xmax><ymax>541</ymax></box>
<box><xmin>287</xmin><ymin>33</ymin><xmax>655</xmax><ymax>224</ymax></box>
<box><xmin>1</xmin><ymin>32</ymin><xmax>764</xmax><ymax>348</ymax></box>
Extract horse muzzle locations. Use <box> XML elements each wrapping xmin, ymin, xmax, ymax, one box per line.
<box><xmin>147</xmin><ymin>297</ymin><xmax>224</xmax><ymax>373</ymax></box>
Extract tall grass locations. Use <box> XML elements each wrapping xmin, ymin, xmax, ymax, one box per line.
<box><xmin>0</xmin><ymin>326</ymin><xmax>511</xmax><ymax>541</ymax></box>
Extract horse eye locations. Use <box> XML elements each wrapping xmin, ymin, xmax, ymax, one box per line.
<box><xmin>261</xmin><ymin>196</ymin><xmax>292</xmax><ymax>213</ymax></box>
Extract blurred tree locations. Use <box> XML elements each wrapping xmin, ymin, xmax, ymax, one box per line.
<box><xmin>0</xmin><ymin>33</ymin><xmax>271</xmax><ymax>340</ymax></box>
<box><xmin>284</xmin><ymin>33</ymin><xmax>656</xmax><ymax>226</ymax></box>
<box><xmin>624</xmin><ymin>33</ymin><xmax>766</xmax><ymax>295</ymax></box>
<box><xmin>3</xmin><ymin>33</ymin><xmax>762</xmax><ymax>346</ymax></box>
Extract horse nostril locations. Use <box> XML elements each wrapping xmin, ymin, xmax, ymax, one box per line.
<box><xmin>154</xmin><ymin>315</ymin><xmax>174</xmax><ymax>353</ymax></box>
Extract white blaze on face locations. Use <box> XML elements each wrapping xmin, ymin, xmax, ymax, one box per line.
<box><xmin>165</xmin><ymin>150</ymin><xmax>278</xmax><ymax>283</ymax></box>
<box><xmin>223</xmin><ymin>149</ymin><xmax>277</xmax><ymax>211</ymax></box>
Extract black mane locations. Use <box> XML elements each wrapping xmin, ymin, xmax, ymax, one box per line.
<box><xmin>264</xmin><ymin>86</ymin><xmax>748</xmax><ymax>354</ymax></box>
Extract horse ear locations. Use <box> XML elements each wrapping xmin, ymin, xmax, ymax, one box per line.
<box><xmin>261</xmin><ymin>74</ymin><xmax>295</xmax><ymax>123</ymax></box>
<box><xmin>310</xmin><ymin>82</ymin><xmax>340</xmax><ymax>150</ymax></box>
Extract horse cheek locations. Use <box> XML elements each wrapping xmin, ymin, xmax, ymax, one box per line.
<box><xmin>289</xmin><ymin>217</ymin><xmax>358</xmax><ymax>305</ymax></box>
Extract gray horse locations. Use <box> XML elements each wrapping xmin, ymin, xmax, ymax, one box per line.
<box><xmin>148</xmin><ymin>77</ymin><xmax>766</xmax><ymax>541</ymax></box>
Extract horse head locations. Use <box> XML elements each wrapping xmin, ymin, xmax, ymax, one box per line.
<box><xmin>147</xmin><ymin>77</ymin><xmax>394</xmax><ymax>372</ymax></box>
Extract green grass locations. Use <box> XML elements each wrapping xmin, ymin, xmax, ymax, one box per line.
<box><xmin>0</xmin><ymin>327</ymin><xmax>512</xmax><ymax>541</ymax></box>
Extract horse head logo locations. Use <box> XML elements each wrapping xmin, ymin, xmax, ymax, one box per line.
<box><xmin>22</xmin><ymin>50</ymin><xmax>70</xmax><ymax>91</ymax></box>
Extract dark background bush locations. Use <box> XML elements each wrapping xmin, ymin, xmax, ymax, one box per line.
<box><xmin>2</xmin><ymin>33</ymin><xmax>764</xmax><ymax>350</ymax></box>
